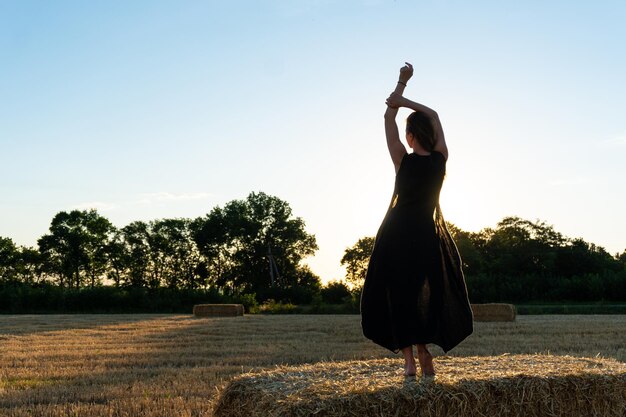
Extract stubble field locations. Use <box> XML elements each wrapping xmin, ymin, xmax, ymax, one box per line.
<box><xmin>1</xmin><ymin>314</ymin><xmax>625</xmax><ymax>416</ymax></box>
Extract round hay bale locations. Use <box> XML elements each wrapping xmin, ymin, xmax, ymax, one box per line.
<box><xmin>212</xmin><ymin>354</ymin><xmax>626</xmax><ymax>417</ymax></box>
<box><xmin>193</xmin><ymin>304</ymin><xmax>244</xmax><ymax>317</ymax></box>
<box><xmin>471</xmin><ymin>303</ymin><xmax>516</xmax><ymax>322</ymax></box>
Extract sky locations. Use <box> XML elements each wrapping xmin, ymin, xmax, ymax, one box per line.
<box><xmin>1</xmin><ymin>0</ymin><xmax>625</xmax><ymax>284</ymax></box>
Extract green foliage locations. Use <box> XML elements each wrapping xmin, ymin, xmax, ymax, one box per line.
<box><xmin>105</xmin><ymin>218</ymin><xmax>206</xmax><ymax>290</ymax></box>
<box><xmin>258</xmin><ymin>299</ymin><xmax>298</xmax><ymax>314</ymax></box>
<box><xmin>464</xmin><ymin>270</ymin><xmax>626</xmax><ymax>303</ymax></box>
<box><xmin>0</xmin><ymin>281</ymin><xmax>228</xmax><ymax>313</ymax></box>
<box><xmin>0</xmin><ymin>191</ymin><xmax>320</xmax><ymax>307</ymax></box>
<box><xmin>38</xmin><ymin>209</ymin><xmax>115</xmax><ymax>289</ymax></box>
<box><xmin>226</xmin><ymin>292</ymin><xmax>259</xmax><ymax>313</ymax></box>
<box><xmin>452</xmin><ymin>216</ymin><xmax>622</xmax><ymax>280</ymax></box>
<box><xmin>191</xmin><ymin>192</ymin><xmax>319</xmax><ymax>298</ymax></box>
<box><xmin>148</xmin><ymin>218</ymin><xmax>203</xmax><ymax>289</ymax></box>
<box><xmin>348</xmin><ymin>216</ymin><xmax>626</xmax><ymax>304</ymax></box>
<box><xmin>0</xmin><ymin>242</ymin><xmax>47</xmax><ymax>284</ymax></box>
<box><xmin>340</xmin><ymin>236</ymin><xmax>375</xmax><ymax>289</ymax></box>
<box><xmin>0</xmin><ymin>237</ymin><xmax>19</xmax><ymax>282</ymax></box>
<box><xmin>0</xmin><ymin>190</ymin><xmax>327</xmax><ymax>312</ymax></box>
<box><xmin>2</xmin><ymin>195</ymin><xmax>625</xmax><ymax>308</ymax></box>
<box><xmin>320</xmin><ymin>280</ymin><xmax>351</xmax><ymax>304</ymax></box>
<box><xmin>297</xmin><ymin>303</ymin><xmax>358</xmax><ymax>314</ymax></box>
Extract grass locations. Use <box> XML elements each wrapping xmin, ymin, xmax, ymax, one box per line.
<box><xmin>515</xmin><ymin>303</ymin><xmax>626</xmax><ymax>314</ymax></box>
<box><xmin>0</xmin><ymin>314</ymin><xmax>625</xmax><ymax>416</ymax></box>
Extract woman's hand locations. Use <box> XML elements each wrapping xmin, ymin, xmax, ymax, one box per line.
<box><xmin>385</xmin><ymin>92</ymin><xmax>408</xmax><ymax>109</ymax></box>
<box><xmin>399</xmin><ymin>62</ymin><xmax>413</xmax><ymax>84</ymax></box>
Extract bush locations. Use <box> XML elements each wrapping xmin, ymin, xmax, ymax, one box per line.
<box><xmin>258</xmin><ymin>299</ymin><xmax>298</xmax><ymax>314</ymax></box>
<box><xmin>228</xmin><ymin>292</ymin><xmax>259</xmax><ymax>313</ymax></box>
<box><xmin>256</xmin><ymin>285</ymin><xmax>319</xmax><ymax>305</ymax></box>
<box><xmin>320</xmin><ymin>280</ymin><xmax>351</xmax><ymax>304</ymax></box>
<box><xmin>0</xmin><ymin>282</ymin><xmax>254</xmax><ymax>314</ymax></box>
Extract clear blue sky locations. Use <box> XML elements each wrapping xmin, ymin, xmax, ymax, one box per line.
<box><xmin>1</xmin><ymin>0</ymin><xmax>625</xmax><ymax>283</ymax></box>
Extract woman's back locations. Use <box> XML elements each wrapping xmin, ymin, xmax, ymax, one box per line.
<box><xmin>394</xmin><ymin>151</ymin><xmax>445</xmax><ymax>213</ymax></box>
<box><xmin>379</xmin><ymin>151</ymin><xmax>446</xmax><ymax>253</ymax></box>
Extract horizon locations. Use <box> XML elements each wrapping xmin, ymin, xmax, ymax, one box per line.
<box><xmin>3</xmin><ymin>194</ymin><xmax>624</xmax><ymax>284</ymax></box>
<box><xmin>1</xmin><ymin>1</ymin><xmax>625</xmax><ymax>284</ymax></box>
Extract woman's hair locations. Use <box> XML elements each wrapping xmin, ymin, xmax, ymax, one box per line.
<box><xmin>406</xmin><ymin>111</ymin><xmax>436</xmax><ymax>151</ymax></box>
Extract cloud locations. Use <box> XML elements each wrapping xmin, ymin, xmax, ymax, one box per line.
<box><xmin>71</xmin><ymin>201</ymin><xmax>120</xmax><ymax>211</ymax></box>
<box><xmin>138</xmin><ymin>192</ymin><xmax>214</xmax><ymax>202</ymax></box>
<box><xmin>134</xmin><ymin>192</ymin><xmax>215</xmax><ymax>206</ymax></box>
<box><xmin>72</xmin><ymin>192</ymin><xmax>216</xmax><ymax>212</ymax></box>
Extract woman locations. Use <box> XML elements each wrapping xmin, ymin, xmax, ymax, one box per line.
<box><xmin>360</xmin><ymin>62</ymin><xmax>473</xmax><ymax>377</ymax></box>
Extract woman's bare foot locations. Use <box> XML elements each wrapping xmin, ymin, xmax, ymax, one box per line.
<box><xmin>404</xmin><ymin>361</ymin><xmax>417</xmax><ymax>376</ymax></box>
<box><xmin>416</xmin><ymin>345</ymin><xmax>435</xmax><ymax>376</ymax></box>
<box><xmin>401</xmin><ymin>345</ymin><xmax>417</xmax><ymax>376</ymax></box>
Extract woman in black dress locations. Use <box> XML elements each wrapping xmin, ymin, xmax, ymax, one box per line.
<box><xmin>360</xmin><ymin>62</ymin><xmax>473</xmax><ymax>377</ymax></box>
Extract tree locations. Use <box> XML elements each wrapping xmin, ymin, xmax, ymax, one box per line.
<box><xmin>110</xmin><ymin>219</ymin><xmax>203</xmax><ymax>289</ymax></box>
<box><xmin>340</xmin><ymin>236</ymin><xmax>375</xmax><ymax>289</ymax></box>
<box><xmin>479</xmin><ymin>216</ymin><xmax>565</xmax><ymax>276</ymax></box>
<box><xmin>241</xmin><ymin>192</ymin><xmax>318</xmax><ymax>293</ymax></box>
<box><xmin>321</xmin><ymin>280</ymin><xmax>351</xmax><ymax>304</ymax></box>
<box><xmin>555</xmin><ymin>238</ymin><xmax>620</xmax><ymax>278</ymax></box>
<box><xmin>618</xmin><ymin>250</ymin><xmax>626</xmax><ymax>270</ymax></box>
<box><xmin>192</xmin><ymin>192</ymin><xmax>318</xmax><ymax>298</ymax></box>
<box><xmin>1</xmin><ymin>238</ymin><xmax>44</xmax><ymax>284</ymax></box>
<box><xmin>149</xmin><ymin>218</ymin><xmax>202</xmax><ymax>289</ymax></box>
<box><xmin>445</xmin><ymin>222</ymin><xmax>484</xmax><ymax>274</ymax></box>
<box><xmin>191</xmin><ymin>206</ymin><xmax>237</xmax><ymax>291</ymax></box>
<box><xmin>15</xmin><ymin>246</ymin><xmax>43</xmax><ymax>284</ymax></box>
<box><xmin>38</xmin><ymin>210</ymin><xmax>115</xmax><ymax>289</ymax></box>
<box><xmin>118</xmin><ymin>221</ymin><xmax>152</xmax><ymax>288</ymax></box>
<box><xmin>105</xmin><ymin>230</ymin><xmax>126</xmax><ymax>287</ymax></box>
<box><xmin>0</xmin><ymin>237</ymin><xmax>19</xmax><ymax>282</ymax></box>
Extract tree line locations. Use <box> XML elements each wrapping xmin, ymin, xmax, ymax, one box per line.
<box><xmin>2</xmin><ymin>191</ymin><xmax>625</xmax><ymax>311</ymax></box>
<box><xmin>0</xmin><ymin>192</ymin><xmax>324</xmax><ymax>309</ymax></box>
<box><xmin>341</xmin><ymin>216</ymin><xmax>626</xmax><ymax>303</ymax></box>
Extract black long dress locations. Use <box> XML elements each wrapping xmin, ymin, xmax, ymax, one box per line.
<box><xmin>360</xmin><ymin>151</ymin><xmax>473</xmax><ymax>354</ymax></box>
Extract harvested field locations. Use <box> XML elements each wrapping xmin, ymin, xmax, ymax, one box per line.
<box><xmin>0</xmin><ymin>314</ymin><xmax>625</xmax><ymax>416</ymax></box>
<box><xmin>213</xmin><ymin>355</ymin><xmax>626</xmax><ymax>417</ymax></box>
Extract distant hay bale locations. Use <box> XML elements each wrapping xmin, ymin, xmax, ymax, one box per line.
<box><xmin>471</xmin><ymin>303</ymin><xmax>516</xmax><ymax>322</ymax></box>
<box><xmin>212</xmin><ymin>354</ymin><xmax>626</xmax><ymax>417</ymax></box>
<box><xmin>192</xmin><ymin>304</ymin><xmax>244</xmax><ymax>317</ymax></box>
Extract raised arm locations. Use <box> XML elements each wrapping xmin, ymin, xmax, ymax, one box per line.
<box><xmin>384</xmin><ymin>63</ymin><xmax>413</xmax><ymax>173</ymax></box>
<box><xmin>386</xmin><ymin>93</ymin><xmax>449</xmax><ymax>161</ymax></box>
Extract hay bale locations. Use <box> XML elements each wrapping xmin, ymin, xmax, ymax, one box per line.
<box><xmin>212</xmin><ymin>354</ymin><xmax>626</xmax><ymax>417</ymax></box>
<box><xmin>192</xmin><ymin>304</ymin><xmax>244</xmax><ymax>317</ymax></box>
<box><xmin>471</xmin><ymin>303</ymin><xmax>516</xmax><ymax>322</ymax></box>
